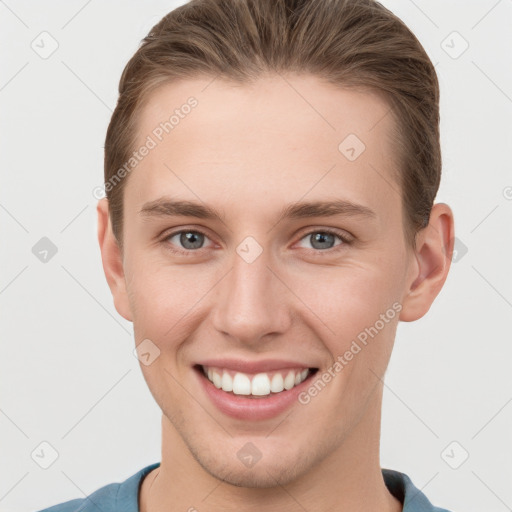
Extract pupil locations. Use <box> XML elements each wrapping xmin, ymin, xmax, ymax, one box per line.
<box><xmin>312</xmin><ymin>232</ymin><xmax>334</xmax><ymax>250</ymax></box>
<box><xmin>181</xmin><ymin>232</ymin><xmax>203</xmax><ymax>249</ymax></box>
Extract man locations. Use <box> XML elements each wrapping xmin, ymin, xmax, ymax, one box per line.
<box><xmin>40</xmin><ymin>0</ymin><xmax>455</xmax><ymax>510</ymax></box>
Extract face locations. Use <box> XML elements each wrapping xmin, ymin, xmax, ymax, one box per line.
<box><xmin>100</xmin><ymin>74</ymin><xmax>436</xmax><ymax>488</ymax></box>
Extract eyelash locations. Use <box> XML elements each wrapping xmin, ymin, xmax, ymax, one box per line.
<box><xmin>160</xmin><ymin>228</ymin><xmax>352</xmax><ymax>256</ymax></box>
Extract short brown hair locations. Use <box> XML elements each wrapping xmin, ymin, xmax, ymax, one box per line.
<box><xmin>104</xmin><ymin>0</ymin><xmax>441</xmax><ymax>249</ymax></box>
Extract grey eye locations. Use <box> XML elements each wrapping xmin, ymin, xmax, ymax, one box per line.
<box><xmin>166</xmin><ymin>230</ymin><xmax>207</xmax><ymax>250</ymax></box>
<box><xmin>309</xmin><ymin>232</ymin><xmax>336</xmax><ymax>250</ymax></box>
<box><xmin>297</xmin><ymin>231</ymin><xmax>344</xmax><ymax>251</ymax></box>
<box><xmin>179</xmin><ymin>231</ymin><xmax>205</xmax><ymax>249</ymax></box>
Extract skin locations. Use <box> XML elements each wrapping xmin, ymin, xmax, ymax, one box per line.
<box><xmin>97</xmin><ymin>73</ymin><xmax>454</xmax><ymax>512</ymax></box>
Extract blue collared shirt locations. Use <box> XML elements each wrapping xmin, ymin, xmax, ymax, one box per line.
<box><xmin>37</xmin><ymin>462</ymin><xmax>453</xmax><ymax>511</ymax></box>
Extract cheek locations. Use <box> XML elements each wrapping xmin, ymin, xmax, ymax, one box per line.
<box><xmin>288</xmin><ymin>258</ymin><xmax>404</xmax><ymax>396</ymax></box>
<box><xmin>126</xmin><ymin>260</ymin><xmax>213</xmax><ymax>339</ymax></box>
<box><xmin>291</xmin><ymin>259</ymin><xmax>403</xmax><ymax>339</ymax></box>
<box><xmin>125</xmin><ymin>232</ymin><xmax>407</xmax><ymax>350</ymax></box>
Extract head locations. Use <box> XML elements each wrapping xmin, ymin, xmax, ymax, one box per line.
<box><xmin>98</xmin><ymin>0</ymin><xmax>454</xmax><ymax>488</ymax></box>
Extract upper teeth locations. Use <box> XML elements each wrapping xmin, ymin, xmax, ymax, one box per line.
<box><xmin>203</xmin><ymin>366</ymin><xmax>310</xmax><ymax>396</ymax></box>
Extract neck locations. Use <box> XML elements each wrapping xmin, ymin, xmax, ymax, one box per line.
<box><xmin>140</xmin><ymin>387</ymin><xmax>402</xmax><ymax>512</ymax></box>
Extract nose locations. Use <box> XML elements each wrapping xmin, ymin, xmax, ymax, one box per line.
<box><xmin>211</xmin><ymin>247</ymin><xmax>292</xmax><ymax>346</ymax></box>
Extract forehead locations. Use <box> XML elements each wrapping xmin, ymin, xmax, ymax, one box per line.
<box><xmin>128</xmin><ymin>74</ymin><xmax>399</xmax><ymax>220</ymax></box>
<box><xmin>135</xmin><ymin>74</ymin><xmax>394</xmax><ymax>151</ymax></box>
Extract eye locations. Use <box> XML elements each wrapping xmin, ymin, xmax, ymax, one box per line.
<box><xmin>296</xmin><ymin>229</ymin><xmax>351</xmax><ymax>251</ymax></box>
<box><xmin>162</xmin><ymin>229</ymin><xmax>213</xmax><ymax>254</ymax></box>
<box><xmin>161</xmin><ymin>227</ymin><xmax>352</xmax><ymax>255</ymax></box>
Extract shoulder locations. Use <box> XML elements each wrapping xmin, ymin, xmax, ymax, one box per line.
<box><xmin>35</xmin><ymin>463</ymin><xmax>161</xmax><ymax>512</ymax></box>
<box><xmin>382</xmin><ymin>468</ymin><xmax>454</xmax><ymax>512</ymax></box>
<box><xmin>36</xmin><ymin>482</ymin><xmax>122</xmax><ymax>512</ymax></box>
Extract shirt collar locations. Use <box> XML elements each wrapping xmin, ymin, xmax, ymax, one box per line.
<box><xmin>118</xmin><ymin>463</ymin><xmax>439</xmax><ymax>511</ymax></box>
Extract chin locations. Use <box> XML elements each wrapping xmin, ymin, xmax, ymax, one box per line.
<box><xmin>191</xmin><ymin>443</ymin><xmax>312</xmax><ymax>489</ymax></box>
<box><xmin>206</xmin><ymin>461</ymin><xmax>302</xmax><ymax>489</ymax></box>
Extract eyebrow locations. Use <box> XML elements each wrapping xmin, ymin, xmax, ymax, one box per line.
<box><xmin>139</xmin><ymin>197</ymin><xmax>376</xmax><ymax>222</ymax></box>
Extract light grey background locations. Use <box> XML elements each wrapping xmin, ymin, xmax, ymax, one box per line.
<box><xmin>1</xmin><ymin>1</ymin><xmax>511</xmax><ymax>511</ymax></box>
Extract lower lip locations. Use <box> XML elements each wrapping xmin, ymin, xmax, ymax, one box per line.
<box><xmin>194</xmin><ymin>366</ymin><xmax>317</xmax><ymax>421</ymax></box>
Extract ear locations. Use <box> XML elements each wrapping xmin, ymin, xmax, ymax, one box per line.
<box><xmin>97</xmin><ymin>198</ymin><xmax>133</xmax><ymax>322</ymax></box>
<box><xmin>399</xmin><ymin>202</ymin><xmax>455</xmax><ymax>322</ymax></box>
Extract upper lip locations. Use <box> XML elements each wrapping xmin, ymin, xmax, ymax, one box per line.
<box><xmin>196</xmin><ymin>358</ymin><xmax>318</xmax><ymax>374</ymax></box>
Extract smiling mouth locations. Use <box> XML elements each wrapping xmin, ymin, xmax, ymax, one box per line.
<box><xmin>194</xmin><ymin>364</ymin><xmax>319</xmax><ymax>398</ymax></box>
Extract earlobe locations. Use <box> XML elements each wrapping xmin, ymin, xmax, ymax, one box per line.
<box><xmin>399</xmin><ymin>203</ymin><xmax>455</xmax><ymax>322</ymax></box>
<box><xmin>96</xmin><ymin>199</ymin><xmax>133</xmax><ymax>322</ymax></box>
